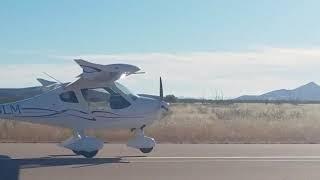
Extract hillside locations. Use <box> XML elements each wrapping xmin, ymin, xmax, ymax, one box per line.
<box><xmin>236</xmin><ymin>82</ymin><xmax>320</xmax><ymax>101</ymax></box>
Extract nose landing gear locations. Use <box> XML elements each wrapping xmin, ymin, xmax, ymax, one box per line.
<box><xmin>127</xmin><ymin>125</ymin><xmax>156</xmax><ymax>154</ymax></box>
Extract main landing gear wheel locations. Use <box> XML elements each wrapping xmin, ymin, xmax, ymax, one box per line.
<box><xmin>79</xmin><ymin>150</ymin><xmax>99</xmax><ymax>158</ymax></box>
<box><xmin>140</xmin><ymin>147</ymin><xmax>153</xmax><ymax>154</ymax></box>
<box><xmin>72</xmin><ymin>150</ymin><xmax>81</xmax><ymax>155</ymax></box>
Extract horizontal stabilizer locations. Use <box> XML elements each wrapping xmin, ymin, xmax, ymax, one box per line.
<box><xmin>74</xmin><ymin>59</ymin><xmax>103</xmax><ymax>74</ymax></box>
<box><xmin>37</xmin><ymin>78</ymin><xmax>57</xmax><ymax>86</ymax></box>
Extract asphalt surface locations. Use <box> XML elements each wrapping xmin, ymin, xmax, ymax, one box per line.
<box><xmin>1</xmin><ymin>144</ymin><xmax>320</xmax><ymax>180</ymax></box>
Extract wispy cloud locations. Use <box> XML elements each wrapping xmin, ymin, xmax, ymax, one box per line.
<box><xmin>1</xmin><ymin>47</ymin><xmax>320</xmax><ymax>98</ymax></box>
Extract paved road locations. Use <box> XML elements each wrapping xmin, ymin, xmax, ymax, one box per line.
<box><xmin>1</xmin><ymin>144</ymin><xmax>320</xmax><ymax>180</ymax></box>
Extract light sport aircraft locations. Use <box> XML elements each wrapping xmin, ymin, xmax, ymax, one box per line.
<box><xmin>0</xmin><ymin>59</ymin><xmax>169</xmax><ymax>158</ymax></box>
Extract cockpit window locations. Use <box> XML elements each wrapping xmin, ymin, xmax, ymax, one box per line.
<box><xmin>114</xmin><ymin>82</ymin><xmax>138</xmax><ymax>101</ymax></box>
<box><xmin>107</xmin><ymin>89</ymin><xmax>131</xmax><ymax>109</ymax></box>
<box><xmin>81</xmin><ymin>88</ymin><xmax>131</xmax><ymax>110</ymax></box>
<box><xmin>81</xmin><ymin>88</ymin><xmax>111</xmax><ymax>111</ymax></box>
<box><xmin>81</xmin><ymin>89</ymin><xmax>111</xmax><ymax>103</ymax></box>
<box><xmin>59</xmin><ymin>91</ymin><xmax>79</xmax><ymax>103</ymax></box>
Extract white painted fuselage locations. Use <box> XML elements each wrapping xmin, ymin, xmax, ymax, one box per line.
<box><xmin>0</xmin><ymin>85</ymin><xmax>166</xmax><ymax>130</ymax></box>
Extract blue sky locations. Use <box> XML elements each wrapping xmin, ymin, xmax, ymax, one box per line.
<box><xmin>1</xmin><ymin>1</ymin><xmax>320</xmax><ymax>97</ymax></box>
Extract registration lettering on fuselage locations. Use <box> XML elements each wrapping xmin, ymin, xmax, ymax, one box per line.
<box><xmin>0</xmin><ymin>104</ymin><xmax>21</xmax><ymax>115</ymax></box>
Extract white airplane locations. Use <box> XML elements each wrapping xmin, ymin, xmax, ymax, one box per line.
<box><xmin>0</xmin><ymin>59</ymin><xmax>169</xmax><ymax>158</ymax></box>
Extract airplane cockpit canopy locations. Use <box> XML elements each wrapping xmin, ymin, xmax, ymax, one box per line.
<box><xmin>114</xmin><ymin>82</ymin><xmax>138</xmax><ymax>101</ymax></box>
<box><xmin>80</xmin><ymin>82</ymin><xmax>137</xmax><ymax>110</ymax></box>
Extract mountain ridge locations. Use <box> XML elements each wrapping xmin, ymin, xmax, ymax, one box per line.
<box><xmin>236</xmin><ymin>82</ymin><xmax>320</xmax><ymax>101</ymax></box>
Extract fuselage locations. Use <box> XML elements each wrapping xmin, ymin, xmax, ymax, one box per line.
<box><xmin>0</xmin><ymin>83</ymin><xmax>166</xmax><ymax>130</ymax></box>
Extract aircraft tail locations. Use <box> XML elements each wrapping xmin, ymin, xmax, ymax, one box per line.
<box><xmin>37</xmin><ymin>78</ymin><xmax>57</xmax><ymax>86</ymax></box>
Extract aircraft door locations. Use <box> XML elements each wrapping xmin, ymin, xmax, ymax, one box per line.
<box><xmin>80</xmin><ymin>88</ymin><xmax>112</xmax><ymax>113</ymax></box>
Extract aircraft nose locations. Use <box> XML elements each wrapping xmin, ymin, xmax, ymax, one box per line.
<box><xmin>160</xmin><ymin>101</ymin><xmax>169</xmax><ymax>112</ymax></box>
<box><xmin>137</xmin><ymin>97</ymin><xmax>160</xmax><ymax>114</ymax></box>
<box><xmin>136</xmin><ymin>97</ymin><xmax>170</xmax><ymax>119</ymax></box>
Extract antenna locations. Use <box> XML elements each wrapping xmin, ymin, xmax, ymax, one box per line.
<box><xmin>133</xmin><ymin>71</ymin><xmax>146</xmax><ymax>74</ymax></box>
<box><xmin>42</xmin><ymin>72</ymin><xmax>63</xmax><ymax>85</ymax></box>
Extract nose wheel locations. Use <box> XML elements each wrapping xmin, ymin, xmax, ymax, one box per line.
<box><xmin>140</xmin><ymin>147</ymin><xmax>154</xmax><ymax>153</ymax></box>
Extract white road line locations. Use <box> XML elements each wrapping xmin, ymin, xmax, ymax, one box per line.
<box><xmin>124</xmin><ymin>156</ymin><xmax>320</xmax><ymax>162</ymax></box>
<box><xmin>130</xmin><ymin>160</ymin><xmax>320</xmax><ymax>162</ymax></box>
<box><xmin>130</xmin><ymin>156</ymin><xmax>320</xmax><ymax>159</ymax></box>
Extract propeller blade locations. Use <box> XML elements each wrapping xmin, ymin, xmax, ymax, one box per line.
<box><xmin>160</xmin><ymin>77</ymin><xmax>163</xmax><ymax>100</ymax></box>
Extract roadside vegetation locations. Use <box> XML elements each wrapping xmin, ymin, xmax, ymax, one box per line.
<box><xmin>1</xmin><ymin>103</ymin><xmax>320</xmax><ymax>143</ymax></box>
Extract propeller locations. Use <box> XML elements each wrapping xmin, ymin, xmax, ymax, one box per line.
<box><xmin>159</xmin><ymin>77</ymin><xmax>169</xmax><ymax>112</ymax></box>
<box><xmin>160</xmin><ymin>77</ymin><xmax>163</xmax><ymax>100</ymax></box>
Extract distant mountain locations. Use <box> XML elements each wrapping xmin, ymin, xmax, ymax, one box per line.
<box><xmin>235</xmin><ymin>82</ymin><xmax>320</xmax><ymax>101</ymax></box>
<box><xmin>2</xmin><ymin>82</ymin><xmax>320</xmax><ymax>104</ymax></box>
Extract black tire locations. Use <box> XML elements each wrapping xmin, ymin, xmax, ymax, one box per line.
<box><xmin>80</xmin><ymin>150</ymin><xmax>99</xmax><ymax>158</ymax></box>
<box><xmin>72</xmin><ymin>150</ymin><xmax>81</xmax><ymax>155</ymax></box>
<box><xmin>140</xmin><ymin>147</ymin><xmax>153</xmax><ymax>154</ymax></box>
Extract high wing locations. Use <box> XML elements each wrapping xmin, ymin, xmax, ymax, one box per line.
<box><xmin>66</xmin><ymin>59</ymin><xmax>142</xmax><ymax>89</ymax></box>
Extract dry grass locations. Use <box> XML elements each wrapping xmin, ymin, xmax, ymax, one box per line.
<box><xmin>1</xmin><ymin>103</ymin><xmax>320</xmax><ymax>143</ymax></box>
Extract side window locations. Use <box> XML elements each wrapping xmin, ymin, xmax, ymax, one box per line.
<box><xmin>109</xmin><ymin>95</ymin><xmax>131</xmax><ymax>109</ymax></box>
<box><xmin>59</xmin><ymin>91</ymin><xmax>79</xmax><ymax>103</ymax></box>
<box><xmin>81</xmin><ymin>88</ymin><xmax>110</xmax><ymax>111</ymax></box>
<box><xmin>105</xmin><ymin>88</ymin><xmax>131</xmax><ymax>109</ymax></box>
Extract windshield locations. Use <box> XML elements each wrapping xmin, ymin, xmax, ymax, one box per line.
<box><xmin>114</xmin><ymin>82</ymin><xmax>138</xmax><ymax>101</ymax></box>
